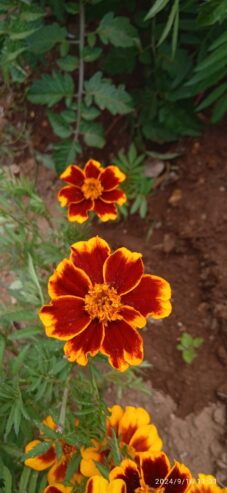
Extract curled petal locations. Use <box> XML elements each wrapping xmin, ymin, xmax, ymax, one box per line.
<box><xmin>68</xmin><ymin>199</ymin><xmax>93</xmax><ymax>223</ymax></box>
<box><xmin>85</xmin><ymin>159</ymin><xmax>102</xmax><ymax>178</ymax></box>
<box><xmin>118</xmin><ymin>407</ymin><xmax>150</xmax><ymax>445</ymax></box>
<box><xmin>70</xmin><ymin>236</ymin><xmax>110</xmax><ymax>284</ymax></box>
<box><xmin>64</xmin><ymin>319</ymin><xmax>104</xmax><ymax>365</ymax></box>
<box><xmin>101</xmin><ymin>320</ymin><xmax>144</xmax><ymax>371</ymax></box>
<box><xmin>93</xmin><ymin>199</ymin><xmax>118</xmax><ymax>221</ymax></box>
<box><xmin>165</xmin><ymin>461</ymin><xmax>192</xmax><ymax>493</ymax></box>
<box><xmin>101</xmin><ymin>189</ymin><xmax>127</xmax><ymax>205</ymax></box>
<box><xmin>60</xmin><ymin>165</ymin><xmax>84</xmax><ymax>186</ymax></box>
<box><xmin>44</xmin><ymin>484</ymin><xmax>72</xmax><ymax>493</ymax></box>
<box><xmin>130</xmin><ymin>424</ymin><xmax>162</xmax><ymax>453</ymax></box>
<box><xmin>58</xmin><ymin>186</ymin><xmax>84</xmax><ymax>207</ymax></box>
<box><xmin>107</xmin><ymin>405</ymin><xmax>124</xmax><ymax>435</ymax></box>
<box><xmin>48</xmin><ymin>259</ymin><xmax>91</xmax><ymax>299</ymax></box>
<box><xmin>110</xmin><ymin>459</ymin><xmax>140</xmax><ymax>492</ymax></box>
<box><xmin>122</xmin><ymin>274</ymin><xmax>172</xmax><ymax>319</ymax></box>
<box><xmin>103</xmin><ymin>248</ymin><xmax>143</xmax><ymax>295</ymax></box>
<box><xmin>139</xmin><ymin>451</ymin><xmax>170</xmax><ymax>489</ymax></box>
<box><xmin>120</xmin><ymin>306</ymin><xmax>146</xmax><ymax>329</ymax></box>
<box><xmin>39</xmin><ymin>296</ymin><xmax>90</xmax><ymax>341</ymax></box>
<box><xmin>100</xmin><ymin>166</ymin><xmax>126</xmax><ymax>191</ymax></box>
<box><xmin>86</xmin><ymin>477</ymin><xmax>127</xmax><ymax>493</ymax></box>
<box><xmin>24</xmin><ymin>440</ymin><xmax>56</xmax><ymax>471</ymax></box>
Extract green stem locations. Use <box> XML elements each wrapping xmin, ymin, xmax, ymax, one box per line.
<box><xmin>74</xmin><ymin>0</ymin><xmax>85</xmax><ymax>142</ymax></box>
<box><xmin>58</xmin><ymin>374</ymin><xmax>71</xmax><ymax>432</ymax></box>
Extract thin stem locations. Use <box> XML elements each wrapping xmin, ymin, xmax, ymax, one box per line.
<box><xmin>74</xmin><ymin>0</ymin><xmax>85</xmax><ymax>142</ymax></box>
<box><xmin>58</xmin><ymin>374</ymin><xmax>71</xmax><ymax>432</ymax></box>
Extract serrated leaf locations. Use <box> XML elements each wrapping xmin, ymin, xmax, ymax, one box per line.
<box><xmin>80</xmin><ymin>121</ymin><xmax>105</xmax><ymax>148</ymax></box>
<box><xmin>27</xmin><ymin>72</ymin><xmax>74</xmax><ymax>107</ymax></box>
<box><xmin>98</xmin><ymin>12</ymin><xmax>138</xmax><ymax>47</ymax></box>
<box><xmin>85</xmin><ymin>72</ymin><xmax>132</xmax><ymax>115</ymax></box>
<box><xmin>9</xmin><ymin>326</ymin><xmax>42</xmax><ymax>341</ymax></box>
<box><xmin>57</xmin><ymin>55</ymin><xmax>79</xmax><ymax>71</ymax></box>
<box><xmin>61</xmin><ymin>109</ymin><xmax>77</xmax><ymax>123</ymax></box>
<box><xmin>22</xmin><ymin>441</ymin><xmax>51</xmax><ymax>461</ymax></box>
<box><xmin>81</xmin><ymin>106</ymin><xmax>100</xmax><ymax>120</ymax></box>
<box><xmin>144</xmin><ymin>0</ymin><xmax>170</xmax><ymax>20</ymax></box>
<box><xmin>48</xmin><ymin>111</ymin><xmax>72</xmax><ymax>138</ymax></box>
<box><xmin>26</xmin><ymin>24</ymin><xmax>67</xmax><ymax>53</ymax></box>
<box><xmin>83</xmin><ymin>46</ymin><xmax>102</xmax><ymax>62</ymax></box>
<box><xmin>9</xmin><ymin>21</ymin><xmax>39</xmax><ymax>41</ymax></box>
<box><xmin>53</xmin><ymin>140</ymin><xmax>81</xmax><ymax>174</ymax></box>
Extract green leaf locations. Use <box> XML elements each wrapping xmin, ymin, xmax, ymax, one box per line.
<box><xmin>183</xmin><ymin>349</ymin><xmax>195</xmax><ymax>364</ymax></box>
<box><xmin>21</xmin><ymin>6</ymin><xmax>45</xmax><ymax>22</ymax></box>
<box><xmin>193</xmin><ymin>337</ymin><xmax>204</xmax><ymax>349</ymax></box>
<box><xmin>85</xmin><ymin>72</ymin><xmax>133</xmax><ymax>115</ymax></box>
<box><xmin>94</xmin><ymin>461</ymin><xmax>109</xmax><ymax>479</ymax></box>
<box><xmin>61</xmin><ymin>109</ymin><xmax>77</xmax><ymax>123</ymax></box>
<box><xmin>19</xmin><ymin>466</ymin><xmax>31</xmax><ymax>493</ymax></box>
<box><xmin>139</xmin><ymin>196</ymin><xmax>148</xmax><ymax>218</ymax></box>
<box><xmin>27</xmin><ymin>72</ymin><xmax>74</xmax><ymax>107</ymax></box>
<box><xmin>9</xmin><ymin>21</ymin><xmax>40</xmax><ymax>41</ymax></box>
<box><xmin>82</xmin><ymin>46</ymin><xmax>102</xmax><ymax>62</ymax></box>
<box><xmin>53</xmin><ymin>140</ymin><xmax>82</xmax><ymax>174</ymax></box>
<box><xmin>81</xmin><ymin>106</ymin><xmax>100</xmax><ymax>120</ymax></box>
<box><xmin>48</xmin><ymin>111</ymin><xmax>72</xmax><ymax>138</ymax></box>
<box><xmin>158</xmin><ymin>0</ymin><xmax>179</xmax><ymax>46</ymax></box>
<box><xmin>0</xmin><ymin>335</ymin><xmax>5</xmax><ymax>372</ymax></box>
<box><xmin>65</xmin><ymin>453</ymin><xmax>81</xmax><ymax>482</ymax></box>
<box><xmin>22</xmin><ymin>441</ymin><xmax>51</xmax><ymax>461</ymax></box>
<box><xmin>80</xmin><ymin>121</ymin><xmax>105</xmax><ymax>148</ymax></box>
<box><xmin>8</xmin><ymin>326</ymin><xmax>42</xmax><ymax>341</ymax></box>
<box><xmin>212</xmin><ymin>93</ymin><xmax>227</xmax><ymax>123</ymax></box>
<box><xmin>144</xmin><ymin>0</ymin><xmax>170</xmax><ymax>20</ymax></box>
<box><xmin>2</xmin><ymin>465</ymin><xmax>12</xmax><ymax>493</ymax></box>
<box><xmin>26</xmin><ymin>24</ymin><xmax>67</xmax><ymax>53</ymax></box>
<box><xmin>0</xmin><ymin>310</ymin><xmax>37</xmax><ymax>322</ymax></box>
<box><xmin>28</xmin><ymin>471</ymin><xmax>39</xmax><ymax>493</ymax></box>
<box><xmin>196</xmin><ymin>83</ymin><xmax>227</xmax><ymax>111</ymax></box>
<box><xmin>57</xmin><ymin>55</ymin><xmax>79</xmax><ymax>71</ymax></box>
<box><xmin>98</xmin><ymin>12</ymin><xmax>139</xmax><ymax>47</ymax></box>
<box><xmin>195</xmin><ymin>44</ymin><xmax>227</xmax><ymax>72</ymax></box>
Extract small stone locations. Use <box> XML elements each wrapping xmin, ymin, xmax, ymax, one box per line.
<box><xmin>219</xmin><ymin>186</ymin><xmax>225</xmax><ymax>192</ymax></box>
<box><xmin>168</xmin><ymin>189</ymin><xmax>182</xmax><ymax>206</ymax></box>
<box><xmin>144</xmin><ymin>159</ymin><xmax>165</xmax><ymax>178</ymax></box>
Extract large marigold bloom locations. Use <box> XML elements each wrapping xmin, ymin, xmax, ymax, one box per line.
<box><xmin>39</xmin><ymin>237</ymin><xmax>172</xmax><ymax>371</ymax></box>
<box><xmin>189</xmin><ymin>475</ymin><xmax>227</xmax><ymax>493</ymax></box>
<box><xmin>24</xmin><ymin>416</ymin><xmax>80</xmax><ymax>485</ymax></box>
<box><xmin>58</xmin><ymin>160</ymin><xmax>127</xmax><ymax>223</ymax></box>
<box><xmin>86</xmin><ymin>476</ymin><xmax>126</xmax><ymax>493</ymax></box>
<box><xmin>110</xmin><ymin>452</ymin><xmax>192</xmax><ymax>493</ymax></box>
<box><xmin>81</xmin><ymin>405</ymin><xmax>162</xmax><ymax>477</ymax></box>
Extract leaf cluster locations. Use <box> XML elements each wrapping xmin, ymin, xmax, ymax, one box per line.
<box><xmin>177</xmin><ymin>331</ymin><xmax>204</xmax><ymax>364</ymax></box>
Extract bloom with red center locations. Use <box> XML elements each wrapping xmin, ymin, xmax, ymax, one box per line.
<box><xmin>109</xmin><ymin>452</ymin><xmax>192</xmax><ymax>493</ymax></box>
<box><xmin>189</xmin><ymin>475</ymin><xmax>227</xmax><ymax>493</ymax></box>
<box><xmin>39</xmin><ymin>237</ymin><xmax>172</xmax><ymax>371</ymax></box>
<box><xmin>58</xmin><ymin>160</ymin><xmax>127</xmax><ymax>223</ymax></box>
<box><xmin>44</xmin><ymin>484</ymin><xmax>72</xmax><ymax>493</ymax></box>
<box><xmin>24</xmin><ymin>416</ymin><xmax>81</xmax><ymax>485</ymax></box>
<box><xmin>86</xmin><ymin>476</ymin><xmax>126</xmax><ymax>493</ymax></box>
<box><xmin>80</xmin><ymin>405</ymin><xmax>162</xmax><ymax>477</ymax></box>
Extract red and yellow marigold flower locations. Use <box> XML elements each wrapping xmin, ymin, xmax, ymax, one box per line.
<box><xmin>109</xmin><ymin>452</ymin><xmax>192</xmax><ymax>493</ymax></box>
<box><xmin>81</xmin><ymin>405</ymin><xmax>162</xmax><ymax>477</ymax></box>
<box><xmin>39</xmin><ymin>236</ymin><xmax>172</xmax><ymax>371</ymax></box>
<box><xmin>24</xmin><ymin>416</ymin><xmax>81</xmax><ymax>485</ymax></box>
<box><xmin>44</xmin><ymin>484</ymin><xmax>72</xmax><ymax>493</ymax></box>
<box><xmin>189</xmin><ymin>475</ymin><xmax>227</xmax><ymax>493</ymax></box>
<box><xmin>58</xmin><ymin>160</ymin><xmax>127</xmax><ymax>223</ymax></box>
<box><xmin>86</xmin><ymin>476</ymin><xmax>126</xmax><ymax>493</ymax></box>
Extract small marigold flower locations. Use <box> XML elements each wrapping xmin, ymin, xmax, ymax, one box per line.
<box><xmin>44</xmin><ymin>484</ymin><xmax>72</xmax><ymax>493</ymax></box>
<box><xmin>24</xmin><ymin>416</ymin><xmax>81</xmax><ymax>485</ymax></box>
<box><xmin>80</xmin><ymin>405</ymin><xmax>162</xmax><ymax>478</ymax></box>
<box><xmin>189</xmin><ymin>475</ymin><xmax>227</xmax><ymax>493</ymax></box>
<box><xmin>58</xmin><ymin>160</ymin><xmax>127</xmax><ymax>223</ymax></box>
<box><xmin>109</xmin><ymin>452</ymin><xmax>192</xmax><ymax>493</ymax></box>
<box><xmin>86</xmin><ymin>476</ymin><xmax>126</xmax><ymax>493</ymax></box>
<box><xmin>39</xmin><ymin>236</ymin><xmax>172</xmax><ymax>371</ymax></box>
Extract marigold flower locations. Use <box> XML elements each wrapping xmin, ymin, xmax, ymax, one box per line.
<box><xmin>39</xmin><ymin>237</ymin><xmax>172</xmax><ymax>371</ymax></box>
<box><xmin>44</xmin><ymin>484</ymin><xmax>72</xmax><ymax>493</ymax></box>
<box><xmin>81</xmin><ymin>405</ymin><xmax>162</xmax><ymax>477</ymax></box>
<box><xmin>189</xmin><ymin>475</ymin><xmax>227</xmax><ymax>493</ymax></box>
<box><xmin>58</xmin><ymin>160</ymin><xmax>127</xmax><ymax>223</ymax></box>
<box><xmin>109</xmin><ymin>452</ymin><xmax>192</xmax><ymax>493</ymax></box>
<box><xmin>86</xmin><ymin>476</ymin><xmax>126</xmax><ymax>493</ymax></box>
<box><xmin>24</xmin><ymin>416</ymin><xmax>81</xmax><ymax>485</ymax></box>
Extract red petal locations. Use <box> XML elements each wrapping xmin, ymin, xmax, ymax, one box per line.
<box><xmin>122</xmin><ymin>274</ymin><xmax>172</xmax><ymax>319</ymax></box>
<box><xmin>101</xmin><ymin>189</ymin><xmax>127</xmax><ymax>205</ymax></box>
<box><xmin>165</xmin><ymin>462</ymin><xmax>192</xmax><ymax>493</ymax></box>
<box><xmin>100</xmin><ymin>166</ymin><xmax>126</xmax><ymax>191</ymax></box>
<box><xmin>120</xmin><ymin>306</ymin><xmax>146</xmax><ymax>328</ymax></box>
<box><xmin>48</xmin><ymin>260</ymin><xmax>91</xmax><ymax>299</ymax></box>
<box><xmin>24</xmin><ymin>440</ymin><xmax>56</xmax><ymax>471</ymax></box>
<box><xmin>140</xmin><ymin>452</ymin><xmax>170</xmax><ymax>489</ymax></box>
<box><xmin>84</xmin><ymin>159</ymin><xmax>102</xmax><ymax>178</ymax></box>
<box><xmin>64</xmin><ymin>319</ymin><xmax>104</xmax><ymax>365</ymax></box>
<box><xmin>93</xmin><ymin>199</ymin><xmax>117</xmax><ymax>221</ymax></box>
<box><xmin>68</xmin><ymin>199</ymin><xmax>93</xmax><ymax>223</ymax></box>
<box><xmin>101</xmin><ymin>320</ymin><xmax>143</xmax><ymax>371</ymax></box>
<box><xmin>58</xmin><ymin>186</ymin><xmax>83</xmax><ymax>207</ymax></box>
<box><xmin>70</xmin><ymin>236</ymin><xmax>110</xmax><ymax>284</ymax></box>
<box><xmin>110</xmin><ymin>459</ymin><xmax>140</xmax><ymax>492</ymax></box>
<box><xmin>39</xmin><ymin>296</ymin><xmax>90</xmax><ymax>340</ymax></box>
<box><xmin>60</xmin><ymin>165</ymin><xmax>84</xmax><ymax>186</ymax></box>
<box><xmin>48</xmin><ymin>459</ymin><xmax>67</xmax><ymax>484</ymax></box>
<box><xmin>103</xmin><ymin>248</ymin><xmax>143</xmax><ymax>295</ymax></box>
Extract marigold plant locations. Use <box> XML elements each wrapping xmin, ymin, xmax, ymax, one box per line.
<box><xmin>81</xmin><ymin>405</ymin><xmax>162</xmax><ymax>477</ymax></box>
<box><xmin>39</xmin><ymin>236</ymin><xmax>172</xmax><ymax>371</ymax></box>
<box><xmin>58</xmin><ymin>160</ymin><xmax>127</xmax><ymax>223</ymax></box>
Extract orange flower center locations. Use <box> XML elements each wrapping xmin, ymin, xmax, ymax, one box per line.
<box><xmin>62</xmin><ymin>441</ymin><xmax>76</xmax><ymax>458</ymax></box>
<box><xmin>81</xmin><ymin>178</ymin><xmax>103</xmax><ymax>200</ymax></box>
<box><xmin>84</xmin><ymin>283</ymin><xmax>122</xmax><ymax>324</ymax></box>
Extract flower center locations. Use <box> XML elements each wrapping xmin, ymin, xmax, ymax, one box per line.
<box><xmin>81</xmin><ymin>178</ymin><xmax>103</xmax><ymax>200</ymax></box>
<box><xmin>62</xmin><ymin>441</ymin><xmax>76</xmax><ymax>458</ymax></box>
<box><xmin>84</xmin><ymin>283</ymin><xmax>122</xmax><ymax>324</ymax></box>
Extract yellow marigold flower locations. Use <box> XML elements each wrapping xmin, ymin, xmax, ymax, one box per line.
<box><xmin>86</xmin><ymin>476</ymin><xmax>126</xmax><ymax>493</ymax></box>
<box><xmin>109</xmin><ymin>452</ymin><xmax>192</xmax><ymax>493</ymax></box>
<box><xmin>80</xmin><ymin>405</ymin><xmax>162</xmax><ymax>478</ymax></box>
<box><xmin>189</xmin><ymin>474</ymin><xmax>227</xmax><ymax>493</ymax></box>
<box><xmin>39</xmin><ymin>236</ymin><xmax>172</xmax><ymax>371</ymax></box>
<box><xmin>24</xmin><ymin>416</ymin><xmax>81</xmax><ymax>485</ymax></box>
<box><xmin>44</xmin><ymin>484</ymin><xmax>73</xmax><ymax>493</ymax></box>
<box><xmin>58</xmin><ymin>160</ymin><xmax>127</xmax><ymax>223</ymax></box>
